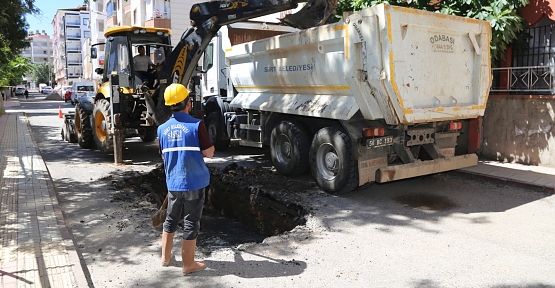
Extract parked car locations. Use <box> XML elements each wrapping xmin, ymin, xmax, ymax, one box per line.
<box><xmin>60</xmin><ymin>86</ymin><xmax>72</xmax><ymax>100</ymax></box>
<box><xmin>15</xmin><ymin>87</ymin><xmax>25</xmax><ymax>96</ymax></box>
<box><xmin>43</xmin><ymin>86</ymin><xmax>53</xmax><ymax>94</ymax></box>
<box><xmin>70</xmin><ymin>82</ymin><xmax>95</xmax><ymax>105</ymax></box>
<box><xmin>63</xmin><ymin>89</ymin><xmax>72</xmax><ymax>102</ymax></box>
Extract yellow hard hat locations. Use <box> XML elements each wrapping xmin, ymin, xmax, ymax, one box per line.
<box><xmin>164</xmin><ymin>83</ymin><xmax>190</xmax><ymax>106</ymax></box>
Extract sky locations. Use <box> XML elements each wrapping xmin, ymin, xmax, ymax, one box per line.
<box><xmin>25</xmin><ymin>0</ymin><xmax>86</xmax><ymax>37</ymax></box>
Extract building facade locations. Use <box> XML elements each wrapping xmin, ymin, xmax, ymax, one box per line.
<box><xmin>52</xmin><ymin>6</ymin><xmax>90</xmax><ymax>87</ymax></box>
<box><xmin>21</xmin><ymin>31</ymin><xmax>53</xmax><ymax>89</ymax></box>
<box><xmin>483</xmin><ymin>0</ymin><xmax>555</xmax><ymax>167</ymax></box>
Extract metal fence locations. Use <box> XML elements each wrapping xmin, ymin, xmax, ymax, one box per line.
<box><xmin>491</xmin><ymin>66</ymin><xmax>555</xmax><ymax>94</ymax></box>
<box><xmin>492</xmin><ymin>24</ymin><xmax>555</xmax><ymax>95</ymax></box>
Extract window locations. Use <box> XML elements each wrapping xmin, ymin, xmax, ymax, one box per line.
<box><xmin>84</xmin><ymin>31</ymin><xmax>90</xmax><ymax>38</ymax></box>
<box><xmin>83</xmin><ymin>18</ymin><xmax>89</xmax><ymax>26</ymax></box>
<box><xmin>511</xmin><ymin>16</ymin><xmax>555</xmax><ymax>94</ymax></box>
<box><xmin>203</xmin><ymin>43</ymin><xmax>214</xmax><ymax>71</ymax></box>
<box><xmin>106</xmin><ymin>36</ymin><xmax>130</xmax><ymax>76</ymax></box>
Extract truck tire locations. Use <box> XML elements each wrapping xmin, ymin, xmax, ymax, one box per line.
<box><xmin>309</xmin><ymin>126</ymin><xmax>358</xmax><ymax>194</ymax></box>
<box><xmin>270</xmin><ymin>121</ymin><xmax>310</xmax><ymax>176</ymax></box>
<box><xmin>75</xmin><ymin>104</ymin><xmax>94</xmax><ymax>148</ymax></box>
<box><xmin>206</xmin><ymin>111</ymin><xmax>230</xmax><ymax>151</ymax></box>
<box><xmin>92</xmin><ymin>99</ymin><xmax>113</xmax><ymax>152</ymax></box>
<box><xmin>139</xmin><ymin>128</ymin><xmax>157</xmax><ymax>143</ymax></box>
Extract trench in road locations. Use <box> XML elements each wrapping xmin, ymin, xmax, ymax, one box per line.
<box><xmin>107</xmin><ymin>162</ymin><xmax>310</xmax><ymax>254</ymax></box>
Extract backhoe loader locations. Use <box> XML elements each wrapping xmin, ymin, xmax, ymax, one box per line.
<box><xmin>69</xmin><ymin>0</ymin><xmax>337</xmax><ymax>163</ymax></box>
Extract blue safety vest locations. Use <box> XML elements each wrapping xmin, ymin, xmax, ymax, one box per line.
<box><xmin>157</xmin><ymin>112</ymin><xmax>210</xmax><ymax>191</ymax></box>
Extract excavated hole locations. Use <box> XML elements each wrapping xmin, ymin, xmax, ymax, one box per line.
<box><xmin>102</xmin><ymin>163</ymin><xmax>311</xmax><ymax>253</ymax></box>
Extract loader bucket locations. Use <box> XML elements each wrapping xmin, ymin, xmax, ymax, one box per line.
<box><xmin>281</xmin><ymin>0</ymin><xmax>338</xmax><ymax>29</ymax></box>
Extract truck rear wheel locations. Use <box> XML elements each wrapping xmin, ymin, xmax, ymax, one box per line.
<box><xmin>206</xmin><ymin>111</ymin><xmax>230</xmax><ymax>151</ymax></box>
<box><xmin>76</xmin><ymin>104</ymin><xmax>94</xmax><ymax>148</ymax></box>
<box><xmin>92</xmin><ymin>99</ymin><xmax>113</xmax><ymax>152</ymax></box>
<box><xmin>309</xmin><ymin>126</ymin><xmax>358</xmax><ymax>194</ymax></box>
<box><xmin>270</xmin><ymin>121</ymin><xmax>310</xmax><ymax>176</ymax></box>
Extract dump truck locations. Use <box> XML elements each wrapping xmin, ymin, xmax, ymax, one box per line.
<box><xmin>199</xmin><ymin>4</ymin><xmax>492</xmax><ymax>194</ymax></box>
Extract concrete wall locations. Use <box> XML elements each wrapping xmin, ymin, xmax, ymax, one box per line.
<box><xmin>481</xmin><ymin>96</ymin><xmax>555</xmax><ymax>167</ymax></box>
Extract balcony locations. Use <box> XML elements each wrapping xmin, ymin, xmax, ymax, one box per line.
<box><xmin>491</xmin><ymin>66</ymin><xmax>555</xmax><ymax>95</ymax></box>
<box><xmin>124</xmin><ymin>2</ymin><xmax>131</xmax><ymax>14</ymax></box>
<box><xmin>67</xmin><ymin>47</ymin><xmax>82</xmax><ymax>53</ymax></box>
<box><xmin>145</xmin><ymin>18</ymin><xmax>171</xmax><ymax>29</ymax></box>
<box><xmin>107</xmin><ymin>15</ymin><xmax>118</xmax><ymax>27</ymax></box>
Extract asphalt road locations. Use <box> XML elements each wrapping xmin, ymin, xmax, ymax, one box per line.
<box><xmin>10</xmin><ymin>91</ymin><xmax>555</xmax><ymax>288</ymax></box>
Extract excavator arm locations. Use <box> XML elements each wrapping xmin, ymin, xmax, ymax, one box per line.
<box><xmin>153</xmin><ymin>0</ymin><xmax>337</xmax><ymax>124</ymax></box>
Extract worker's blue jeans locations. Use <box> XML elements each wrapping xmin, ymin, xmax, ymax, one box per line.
<box><xmin>163</xmin><ymin>188</ymin><xmax>205</xmax><ymax>240</ymax></box>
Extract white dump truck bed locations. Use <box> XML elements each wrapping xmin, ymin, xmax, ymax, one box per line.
<box><xmin>226</xmin><ymin>4</ymin><xmax>491</xmax><ymax>125</ymax></box>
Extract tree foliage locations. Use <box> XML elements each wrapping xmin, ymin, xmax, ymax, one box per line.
<box><xmin>30</xmin><ymin>62</ymin><xmax>54</xmax><ymax>85</ymax></box>
<box><xmin>337</xmin><ymin>0</ymin><xmax>530</xmax><ymax>63</ymax></box>
<box><xmin>0</xmin><ymin>55</ymin><xmax>32</xmax><ymax>86</ymax></box>
<box><xmin>0</xmin><ymin>0</ymin><xmax>39</xmax><ymax>85</ymax></box>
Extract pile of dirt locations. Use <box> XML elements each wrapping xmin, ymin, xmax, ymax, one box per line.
<box><xmin>45</xmin><ymin>92</ymin><xmax>61</xmax><ymax>100</ymax></box>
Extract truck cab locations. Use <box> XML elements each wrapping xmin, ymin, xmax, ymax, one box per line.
<box><xmin>200</xmin><ymin>23</ymin><xmax>299</xmax><ymax>149</ymax></box>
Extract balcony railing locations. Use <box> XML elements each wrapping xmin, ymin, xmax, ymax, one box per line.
<box><xmin>107</xmin><ymin>15</ymin><xmax>117</xmax><ymax>27</ymax></box>
<box><xmin>145</xmin><ymin>18</ymin><xmax>171</xmax><ymax>29</ymax></box>
<box><xmin>491</xmin><ymin>66</ymin><xmax>555</xmax><ymax>95</ymax></box>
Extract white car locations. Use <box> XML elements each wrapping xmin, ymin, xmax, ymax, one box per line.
<box><xmin>15</xmin><ymin>87</ymin><xmax>25</xmax><ymax>96</ymax></box>
<box><xmin>70</xmin><ymin>82</ymin><xmax>95</xmax><ymax>105</ymax></box>
<box><xmin>43</xmin><ymin>86</ymin><xmax>53</xmax><ymax>94</ymax></box>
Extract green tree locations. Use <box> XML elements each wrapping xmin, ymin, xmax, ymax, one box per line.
<box><xmin>0</xmin><ymin>1</ymin><xmax>39</xmax><ymax>85</ymax></box>
<box><xmin>30</xmin><ymin>62</ymin><xmax>54</xmax><ymax>85</ymax></box>
<box><xmin>0</xmin><ymin>55</ymin><xmax>32</xmax><ymax>86</ymax></box>
<box><xmin>337</xmin><ymin>0</ymin><xmax>530</xmax><ymax>63</ymax></box>
<box><xmin>0</xmin><ymin>0</ymin><xmax>39</xmax><ymax>66</ymax></box>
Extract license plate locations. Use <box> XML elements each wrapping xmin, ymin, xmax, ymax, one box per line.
<box><xmin>366</xmin><ymin>136</ymin><xmax>393</xmax><ymax>148</ymax></box>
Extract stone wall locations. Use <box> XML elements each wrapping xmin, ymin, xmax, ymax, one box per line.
<box><xmin>481</xmin><ymin>96</ymin><xmax>555</xmax><ymax>167</ymax></box>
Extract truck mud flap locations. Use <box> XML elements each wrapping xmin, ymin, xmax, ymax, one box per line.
<box><xmin>375</xmin><ymin>154</ymin><xmax>478</xmax><ymax>183</ymax></box>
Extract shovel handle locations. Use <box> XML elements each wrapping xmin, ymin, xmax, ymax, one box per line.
<box><xmin>161</xmin><ymin>195</ymin><xmax>168</xmax><ymax>209</ymax></box>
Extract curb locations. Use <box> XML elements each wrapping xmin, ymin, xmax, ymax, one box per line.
<box><xmin>24</xmin><ymin>113</ymin><xmax>93</xmax><ymax>288</ymax></box>
<box><xmin>452</xmin><ymin>169</ymin><xmax>555</xmax><ymax>194</ymax></box>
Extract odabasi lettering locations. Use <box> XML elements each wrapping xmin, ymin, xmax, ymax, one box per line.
<box><xmin>429</xmin><ymin>34</ymin><xmax>455</xmax><ymax>45</ymax></box>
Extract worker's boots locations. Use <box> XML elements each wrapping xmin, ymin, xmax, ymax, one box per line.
<box><xmin>161</xmin><ymin>232</ymin><xmax>174</xmax><ymax>266</ymax></box>
<box><xmin>182</xmin><ymin>239</ymin><xmax>206</xmax><ymax>275</ymax></box>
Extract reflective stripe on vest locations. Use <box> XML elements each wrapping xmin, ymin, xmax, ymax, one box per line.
<box><xmin>161</xmin><ymin>146</ymin><xmax>201</xmax><ymax>154</ymax></box>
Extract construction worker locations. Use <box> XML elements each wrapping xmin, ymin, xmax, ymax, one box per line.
<box><xmin>157</xmin><ymin>83</ymin><xmax>214</xmax><ymax>274</ymax></box>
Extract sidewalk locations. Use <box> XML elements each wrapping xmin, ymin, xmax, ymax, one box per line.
<box><xmin>0</xmin><ymin>97</ymin><xmax>89</xmax><ymax>287</ymax></box>
<box><xmin>457</xmin><ymin>160</ymin><xmax>555</xmax><ymax>193</ymax></box>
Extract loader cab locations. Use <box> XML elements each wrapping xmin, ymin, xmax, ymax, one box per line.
<box><xmin>91</xmin><ymin>26</ymin><xmax>172</xmax><ymax>94</ymax></box>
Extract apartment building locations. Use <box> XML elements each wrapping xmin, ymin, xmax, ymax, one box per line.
<box><xmin>52</xmin><ymin>6</ymin><xmax>90</xmax><ymax>87</ymax></box>
<box><xmin>87</xmin><ymin>0</ymin><xmax>107</xmax><ymax>84</ymax></box>
<box><xmin>21</xmin><ymin>30</ymin><xmax>53</xmax><ymax>89</ymax></box>
<box><xmin>102</xmin><ymin>0</ymin><xmax>189</xmax><ymax>48</ymax></box>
